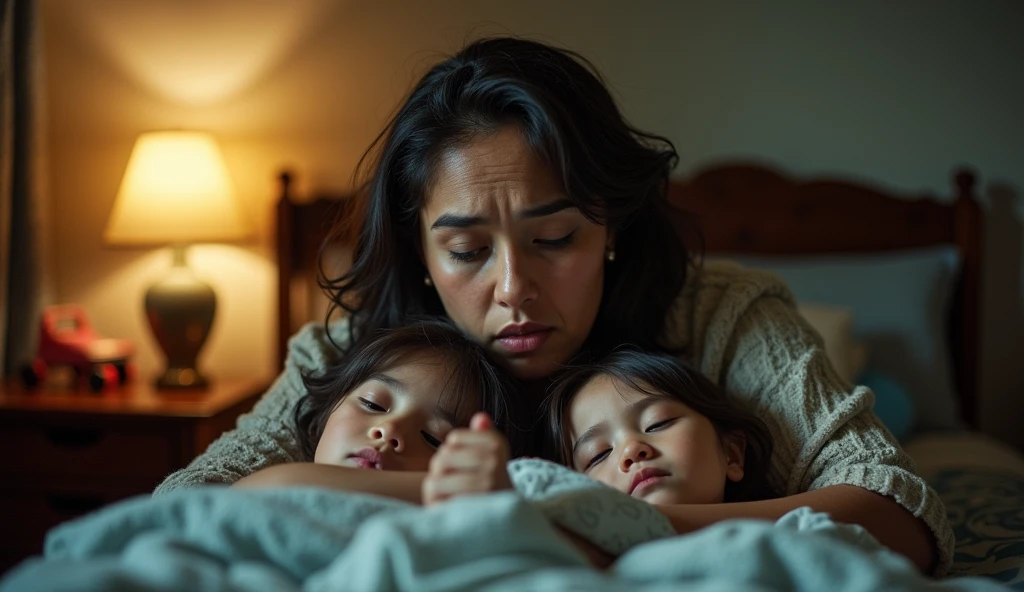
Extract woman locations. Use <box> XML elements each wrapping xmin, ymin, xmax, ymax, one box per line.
<box><xmin>155</xmin><ymin>37</ymin><xmax>951</xmax><ymax>575</ymax></box>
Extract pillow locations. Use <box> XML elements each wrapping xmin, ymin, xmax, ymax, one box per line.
<box><xmin>723</xmin><ymin>246</ymin><xmax>963</xmax><ymax>433</ymax></box>
<box><xmin>795</xmin><ymin>303</ymin><xmax>866</xmax><ymax>384</ymax></box>
<box><xmin>792</xmin><ymin>305</ymin><xmax>912</xmax><ymax>439</ymax></box>
<box><xmin>857</xmin><ymin>368</ymin><xmax>915</xmax><ymax>442</ymax></box>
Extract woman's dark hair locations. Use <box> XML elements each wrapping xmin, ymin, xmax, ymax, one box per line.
<box><xmin>544</xmin><ymin>349</ymin><xmax>776</xmax><ymax>502</ymax></box>
<box><xmin>294</xmin><ymin>318</ymin><xmax>526</xmax><ymax>460</ymax></box>
<box><xmin>322</xmin><ymin>36</ymin><xmax>696</xmax><ymax>357</ymax></box>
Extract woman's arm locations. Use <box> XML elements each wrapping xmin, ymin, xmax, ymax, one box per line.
<box><xmin>233</xmin><ymin>462</ymin><xmax>426</xmax><ymax>504</ymax></box>
<box><xmin>675</xmin><ymin>266</ymin><xmax>953</xmax><ymax>575</ymax></box>
<box><xmin>656</xmin><ymin>485</ymin><xmax>935</xmax><ymax>573</ymax></box>
<box><xmin>154</xmin><ymin>322</ymin><xmax>348</xmax><ymax>495</ymax></box>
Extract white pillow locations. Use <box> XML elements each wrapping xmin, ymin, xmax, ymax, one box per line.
<box><xmin>796</xmin><ymin>303</ymin><xmax>867</xmax><ymax>384</ymax></box>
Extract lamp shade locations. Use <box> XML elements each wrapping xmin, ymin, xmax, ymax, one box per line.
<box><xmin>104</xmin><ymin>131</ymin><xmax>250</xmax><ymax>245</ymax></box>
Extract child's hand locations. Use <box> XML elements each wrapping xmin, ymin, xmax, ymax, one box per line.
<box><xmin>422</xmin><ymin>412</ymin><xmax>512</xmax><ymax>506</ymax></box>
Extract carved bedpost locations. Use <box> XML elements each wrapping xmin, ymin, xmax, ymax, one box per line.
<box><xmin>276</xmin><ymin>170</ymin><xmax>296</xmax><ymax>370</ymax></box>
<box><xmin>953</xmin><ymin>167</ymin><xmax>982</xmax><ymax>427</ymax></box>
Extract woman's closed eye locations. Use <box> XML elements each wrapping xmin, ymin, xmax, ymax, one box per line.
<box><xmin>447</xmin><ymin>230</ymin><xmax>576</xmax><ymax>263</ymax></box>
<box><xmin>448</xmin><ymin>246</ymin><xmax>487</xmax><ymax>263</ymax></box>
<box><xmin>535</xmin><ymin>230</ymin><xmax>576</xmax><ymax>249</ymax></box>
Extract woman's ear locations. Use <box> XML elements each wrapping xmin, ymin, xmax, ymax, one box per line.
<box><xmin>722</xmin><ymin>431</ymin><xmax>747</xmax><ymax>483</ymax></box>
<box><xmin>605</xmin><ymin>229</ymin><xmax>616</xmax><ymax>252</ymax></box>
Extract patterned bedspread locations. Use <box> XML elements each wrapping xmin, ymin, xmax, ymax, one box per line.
<box><xmin>907</xmin><ymin>433</ymin><xmax>1024</xmax><ymax>589</ymax></box>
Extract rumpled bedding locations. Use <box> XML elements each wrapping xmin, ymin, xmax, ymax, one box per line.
<box><xmin>0</xmin><ymin>459</ymin><xmax>1008</xmax><ymax>591</ymax></box>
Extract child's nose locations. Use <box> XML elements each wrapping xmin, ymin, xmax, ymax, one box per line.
<box><xmin>369</xmin><ymin>421</ymin><xmax>404</xmax><ymax>452</ymax></box>
<box><xmin>619</xmin><ymin>440</ymin><xmax>654</xmax><ymax>472</ymax></box>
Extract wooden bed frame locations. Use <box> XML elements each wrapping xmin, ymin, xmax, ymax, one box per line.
<box><xmin>275</xmin><ymin>163</ymin><xmax>983</xmax><ymax>426</ymax></box>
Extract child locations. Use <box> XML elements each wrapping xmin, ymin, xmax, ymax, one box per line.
<box><xmin>543</xmin><ymin>349</ymin><xmax>776</xmax><ymax>504</ymax></box>
<box><xmin>293</xmin><ymin>319</ymin><xmax>525</xmax><ymax>478</ymax></box>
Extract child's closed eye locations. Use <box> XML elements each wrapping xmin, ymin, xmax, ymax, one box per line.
<box><xmin>644</xmin><ymin>418</ymin><xmax>676</xmax><ymax>432</ymax></box>
<box><xmin>421</xmin><ymin>431</ymin><xmax>443</xmax><ymax>448</ymax></box>
<box><xmin>583</xmin><ymin>448</ymin><xmax>611</xmax><ymax>471</ymax></box>
<box><xmin>359</xmin><ymin>397</ymin><xmax>386</xmax><ymax>412</ymax></box>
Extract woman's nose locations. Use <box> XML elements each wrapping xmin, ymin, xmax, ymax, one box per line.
<box><xmin>368</xmin><ymin>421</ymin><xmax>404</xmax><ymax>452</ymax></box>
<box><xmin>493</xmin><ymin>246</ymin><xmax>537</xmax><ymax>309</ymax></box>
<box><xmin>619</xmin><ymin>439</ymin><xmax>655</xmax><ymax>472</ymax></box>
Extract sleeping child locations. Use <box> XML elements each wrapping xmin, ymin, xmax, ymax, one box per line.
<box><xmin>542</xmin><ymin>348</ymin><xmax>777</xmax><ymax>504</ymax></box>
<box><xmin>291</xmin><ymin>318</ymin><xmax>525</xmax><ymax>478</ymax></box>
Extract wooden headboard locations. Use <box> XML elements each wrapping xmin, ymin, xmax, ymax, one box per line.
<box><xmin>275</xmin><ymin>163</ymin><xmax>983</xmax><ymax>425</ymax></box>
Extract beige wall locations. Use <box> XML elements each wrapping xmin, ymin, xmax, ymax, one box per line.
<box><xmin>42</xmin><ymin>1</ymin><xmax>1023</xmax><ymax>442</ymax></box>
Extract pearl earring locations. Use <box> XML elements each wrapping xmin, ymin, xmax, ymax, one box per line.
<box><xmin>606</xmin><ymin>249</ymin><xmax>616</xmax><ymax>262</ymax></box>
<box><xmin>424</xmin><ymin>276</ymin><xmax>433</xmax><ymax>287</ymax></box>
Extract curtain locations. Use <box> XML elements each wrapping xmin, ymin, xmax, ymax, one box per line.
<box><xmin>0</xmin><ymin>0</ymin><xmax>51</xmax><ymax>378</ymax></box>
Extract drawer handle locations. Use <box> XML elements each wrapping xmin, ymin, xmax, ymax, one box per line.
<box><xmin>46</xmin><ymin>494</ymin><xmax>105</xmax><ymax>515</ymax></box>
<box><xmin>45</xmin><ymin>428</ymin><xmax>104</xmax><ymax>448</ymax></box>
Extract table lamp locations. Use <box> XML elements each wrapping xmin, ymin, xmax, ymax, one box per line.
<box><xmin>104</xmin><ymin>131</ymin><xmax>250</xmax><ymax>389</ymax></box>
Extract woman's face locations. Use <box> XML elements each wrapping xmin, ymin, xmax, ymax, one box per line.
<box><xmin>419</xmin><ymin>127</ymin><xmax>611</xmax><ymax>380</ymax></box>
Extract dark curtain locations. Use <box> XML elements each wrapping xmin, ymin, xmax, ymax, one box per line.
<box><xmin>1</xmin><ymin>0</ymin><xmax>50</xmax><ymax>378</ymax></box>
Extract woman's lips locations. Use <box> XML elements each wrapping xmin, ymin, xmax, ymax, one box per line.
<box><xmin>496</xmin><ymin>329</ymin><xmax>552</xmax><ymax>354</ymax></box>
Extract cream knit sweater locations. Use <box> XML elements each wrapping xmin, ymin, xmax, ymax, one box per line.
<box><xmin>154</xmin><ymin>261</ymin><xmax>954</xmax><ymax>574</ymax></box>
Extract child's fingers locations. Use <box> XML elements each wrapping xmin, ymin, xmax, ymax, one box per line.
<box><xmin>444</xmin><ymin>429</ymin><xmax>506</xmax><ymax>449</ymax></box>
<box><xmin>432</xmin><ymin>447</ymin><xmax>502</xmax><ymax>471</ymax></box>
<box><xmin>470</xmin><ymin>412</ymin><xmax>493</xmax><ymax>431</ymax></box>
<box><xmin>427</xmin><ymin>474</ymin><xmax>498</xmax><ymax>498</ymax></box>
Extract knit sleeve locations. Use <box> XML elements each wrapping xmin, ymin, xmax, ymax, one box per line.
<box><xmin>152</xmin><ymin>320</ymin><xmax>348</xmax><ymax>495</ymax></box>
<box><xmin>713</xmin><ymin>291</ymin><xmax>955</xmax><ymax>576</ymax></box>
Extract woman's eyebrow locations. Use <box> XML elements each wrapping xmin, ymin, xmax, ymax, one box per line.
<box><xmin>518</xmin><ymin>198</ymin><xmax>575</xmax><ymax>219</ymax></box>
<box><xmin>430</xmin><ymin>213</ymin><xmax>485</xmax><ymax>230</ymax></box>
<box><xmin>429</xmin><ymin>198</ymin><xmax>576</xmax><ymax>230</ymax></box>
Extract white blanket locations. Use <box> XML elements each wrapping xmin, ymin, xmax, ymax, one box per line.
<box><xmin>0</xmin><ymin>459</ymin><xmax>1007</xmax><ymax>591</ymax></box>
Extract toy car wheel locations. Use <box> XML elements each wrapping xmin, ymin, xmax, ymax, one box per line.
<box><xmin>114</xmin><ymin>362</ymin><xmax>129</xmax><ymax>385</ymax></box>
<box><xmin>90</xmin><ymin>363</ymin><xmax>120</xmax><ymax>392</ymax></box>
<box><xmin>21</xmin><ymin>359</ymin><xmax>47</xmax><ymax>389</ymax></box>
<box><xmin>21</xmin><ymin>364</ymin><xmax>40</xmax><ymax>389</ymax></box>
<box><xmin>88</xmin><ymin>369</ymin><xmax>105</xmax><ymax>392</ymax></box>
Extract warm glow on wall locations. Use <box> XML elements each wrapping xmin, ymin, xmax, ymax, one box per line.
<box><xmin>70</xmin><ymin>0</ymin><xmax>331</xmax><ymax>105</ymax></box>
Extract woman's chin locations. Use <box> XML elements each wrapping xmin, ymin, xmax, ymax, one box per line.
<box><xmin>498</xmin><ymin>352</ymin><xmax>563</xmax><ymax>382</ymax></box>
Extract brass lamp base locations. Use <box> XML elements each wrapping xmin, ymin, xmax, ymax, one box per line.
<box><xmin>155</xmin><ymin>366</ymin><xmax>209</xmax><ymax>389</ymax></box>
<box><xmin>144</xmin><ymin>246</ymin><xmax>215</xmax><ymax>390</ymax></box>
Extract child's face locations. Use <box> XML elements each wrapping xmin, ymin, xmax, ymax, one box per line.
<box><xmin>567</xmin><ymin>374</ymin><xmax>745</xmax><ymax>505</ymax></box>
<box><xmin>314</xmin><ymin>352</ymin><xmax>468</xmax><ymax>472</ymax></box>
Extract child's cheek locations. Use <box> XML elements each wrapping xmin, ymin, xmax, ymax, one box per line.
<box><xmin>314</xmin><ymin>407</ymin><xmax>363</xmax><ymax>465</ymax></box>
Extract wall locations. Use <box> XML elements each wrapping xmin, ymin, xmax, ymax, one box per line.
<box><xmin>42</xmin><ymin>1</ymin><xmax>1023</xmax><ymax>443</ymax></box>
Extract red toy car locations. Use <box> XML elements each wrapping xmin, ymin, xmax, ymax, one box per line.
<box><xmin>21</xmin><ymin>304</ymin><xmax>136</xmax><ymax>392</ymax></box>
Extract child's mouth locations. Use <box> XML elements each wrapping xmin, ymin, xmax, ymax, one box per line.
<box><xmin>628</xmin><ymin>467</ymin><xmax>671</xmax><ymax>496</ymax></box>
<box><xmin>350</xmin><ymin>448</ymin><xmax>384</xmax><ymax>470</ymax></box>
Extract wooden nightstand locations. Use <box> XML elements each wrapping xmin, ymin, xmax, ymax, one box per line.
<box><xmin>0</xmin><ymin>377</ymin><xmax>268</xmax><ymax>572</ymax></box>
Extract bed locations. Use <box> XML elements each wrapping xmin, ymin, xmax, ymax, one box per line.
<box><xmin>275</xmin><ymin>161</ymin><xmax>1024</xmax><ymax>588</ymax></box>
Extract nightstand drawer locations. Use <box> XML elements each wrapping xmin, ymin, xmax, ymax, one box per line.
<box><xmin>0</xmin><ymin>425</ymin><xmax>174</xmax><ymax>479</ymax></box>
<box><xmin>0</xmin><ymin>486</ymin><xmax>148</xmax><ymax>571</ymax></box>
